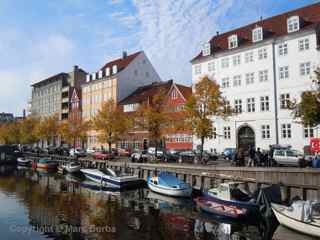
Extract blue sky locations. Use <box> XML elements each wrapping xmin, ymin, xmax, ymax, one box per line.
<box><xmin>0</xmin><ymin>0</ymin><xmax>317</xmax><ymax>115</ymax></box>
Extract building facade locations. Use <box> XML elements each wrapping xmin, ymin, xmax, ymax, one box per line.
<box><xmin>0</xmin><ymin>113</ymin><xmax>14</xmax><ymax>123</ymax></box>
<box><xmin>118</xmin><ymin>80</ymin><xmax>193</xmax><ymax>151</ymax></box>
<box><xmin>191</xmin><ymin>3</ymin><xmax>320</xmax><ymax>153</ymax></box>
<box><xmin>30</xmin><ymin>66</ymin><xmax>87</xmax><ymax>120</ymax></box>
<box><xmin>82</xmin><ymin>51</ymin><xmax>161</xmax><ymax>149</ymax></box>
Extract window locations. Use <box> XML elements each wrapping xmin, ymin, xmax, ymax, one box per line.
<box><xmin>213</xmin><ymin>127</ymin><xmax>217</xmax><ymax>139</ymax></box>
<box><xmin>221</xmin><ymin>77</ymin><xmax>230</xmax><ymax>88</ymax></box>
<box><xmin>278</xmin><ymin>43</ymin><xmax>288</xmax><ymax>56</ymax></box>
<box><xmin>280</xmin><ymin>93</ymin><xmax>290</xmax><ymax>109</ymax></box>
<box><xmin>304</xmin><ymin>125</ymin><xmax>314</xmax><ymax>138</ymax></box>
<box><xmin>171</xmin><ymin>89</ymin><xmax>178</xmax><ymax>99</ymax></box>
<box><xmin>194</xmin><ymin>65</ymin><xmax>201</xmax><ymax>75</ymax></box>
<box><xmin>299</xmin><ymin>38</ymin><xmax>309</xmax><ymax>51</ymax></box>
<box><xmin>287</xmin><ymin>16</ymin><xmax>300</xmax><ymax>33</ymax></box>
<box><xmin>300</xmin><ymin>62</ymin><xmax>311</xmax><ymax>76</ymax></box>
<box><xmin>260</xmin><ymin>96</ymin><xmax>270</xmax><ymax>111</ymax></box>
<box><xmin>261</xmin><ymin>125</ymin><xmax>270</xmax><ymax>139</ymax></box>
<box><xmin>252</xmin><ymin>27</ymin><xmax>263</xmax><ymax>42</ymax></box>
<box><xmin>224</xmin><ymin>127</ymin><xmax>231</xmax><ymax>139</ymax></box>
<box><xmin>228</xmin><ymin>35</ymin><xmax>238</xmax><ymax>49</ymax></box>
<box><xmin>245</xmin><ymin>52</ymin><xmax>254</xmax><ymax>63</ymax></box>
<box><xmin>105</xmin><ymin>67</ymin><xmax>110</xmax><ymax>76</ymax></box>
<box><xmin>246</xmin><ymin>73</ymin><xmax>254</xmax><ymax>85</ymax></box>
<box><xmin>234</xmin><ymin>99</ymin><xmax>242</xmax><ymax>113</ymax></box>
<box><xmin>233</xmin><ymin>55</ymin><xmax>241</xmax><ymax>66</ymax></box>
<box><xmin>208</xmin><ymin>61</ymin><xmax>215</xmax><ymax>72</ymax></box>
<box><xmin>221</xmin><ymin>58</ymin><xmax>229</xmax><ymax>68</ymax></box>
<box><xmin>123</xmin><ymin>103</ymin><xmax>139</xmax><ymax>112</ymax></box>
<box><xmin>258</xmin><ymin>48</ymin><xmax>268</xmax><ymax>60</ymax></box>
<box><xmin>233</xmin><ymin>75</ymin><xmax>241</xmax><ymax>87</ymax></box>
<box><xmin>259</xmin><ymin>70</ymin><xmax>268</xmax><ymax>82</ymax></box>
<box><xmin>247</xmin><ymin>98</ymin><xmax>255</xmax><ymax>112</ymax></box>
<box><xmin>279</xmin><ymin>66</ymin><xmax>289</xmax><ymax>79</ymax></box>
<box><xmin>112</xmin><ymin>65</ymin><xmax>118</xmax><ymax>74</ymax></box>
<box><xmin>281</xmin><ymin>124</ymin><xmax>292</xmax><ymax>138</ymax></box>
<box><xmin>202</xmin><ymin>43</ymin><xmax>211</xmax><ymax>56</ymax></box>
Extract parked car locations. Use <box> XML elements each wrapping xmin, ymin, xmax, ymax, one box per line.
<box><xmin>86</xmin><ymin>148</ymin><xmax>96</xmax><ymax>155</ymax></box>
<box><xmin>273</xmin><ymin>149</ymin><xmax>306</xmax><ymax>167</ymax></box>
<box><xmin>70</xmin><ymin>148</ymin><xmax>86</xmax><ymax>157</ymax></box>
<box><xmin>178</xmin><ymin>150</ymin><xmax>196</xmax><ymax>163</ymax></box>
<box><xmin>131</xmin><ymin>150</ymin><xmax>149</xmax><ymax>162</ymax></box>
<box><xmin>222</xmin><ymin>148</ymin><xmax>236</xmax><ymax>160</ymax></box>
<box><xmin>93</xmin><ymin>151</ymin><xmax>114</xmax><ymax>160</ymax></box>
<box><xmin>147</xmin><ymin>147</ymin><xmax>164</xmax><ymax>157</ymax></box>
<box><xmin>117</xmin><ymin>148</ymin><xmax>130</xmax><ymax>157</ymax></box>
<box><xmin>163</xmin><ymin>150</ymin><xmax>180</xmax><ymax>162</ymax></box>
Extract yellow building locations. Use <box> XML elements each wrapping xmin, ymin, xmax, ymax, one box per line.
<box><xmin>81</xmin><ymin>51</ymin><xmax>161</xmax><ymax>149</ymax></box>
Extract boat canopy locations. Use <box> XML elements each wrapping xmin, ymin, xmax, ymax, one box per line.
<box><xmin>153</xmin><ymin>172</ymin><xmax>186</xmax><ymax>188</ymax></box>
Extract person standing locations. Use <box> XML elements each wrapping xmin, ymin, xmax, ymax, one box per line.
<box><xmin>247</xmin><ymin>146</ymin><xmax>256</xmax><ymax>167</ymax></box>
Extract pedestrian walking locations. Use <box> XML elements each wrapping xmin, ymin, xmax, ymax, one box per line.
<box><xmin>247</xmin><ymin>146</ymin><xmax>256</xmax><ymax>167</ymax></box>
<box><xmin>255</xmin><ymin>148</ymin><xmax>262</xmax><ymax>166</ymax></box>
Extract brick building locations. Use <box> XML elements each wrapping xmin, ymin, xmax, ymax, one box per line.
<box><xmin>118</xmin><ymin>80</ymin><xmax>192</xmax><ymax>151</ymax></box>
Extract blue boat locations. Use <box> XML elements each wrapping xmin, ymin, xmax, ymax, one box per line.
<box><xmin>147</xmin><ymin>172</ymin><xmax>192</xmax><ymax>197</ymax></box>
<box><xmin>197</xmin><ymin>182</ymin><xmax>260</xmax><ymax>221</ymax></box>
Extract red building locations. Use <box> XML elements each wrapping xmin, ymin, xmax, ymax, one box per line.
<box><xmin>118</xmin><ymin>80</ymin><xmax>192</xmax><ymax>151</ymax></box>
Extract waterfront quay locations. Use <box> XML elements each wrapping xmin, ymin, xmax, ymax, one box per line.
<box><xmin>26</xmin><ymin>153</ymin><xmax>320</xmax><ymax>202</ymax></box>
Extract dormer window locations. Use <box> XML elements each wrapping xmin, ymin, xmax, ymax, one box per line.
<box><xmin>91</xmin><ymin>73</ymin><xmax>96</xmax><ymax>81</ymax></box>
<box><xmin>98</xmin><ymin>70</ymin><xmax>103</xmax><ymax>79</ymax></box>
<box><xmin>228</xmin><ymin>35</ymin><xmax>238</xmax><ymax>49</ymax></box>
<box><xmin>112</xmin><ymin>65</ymin><xmax>118</xmax><ymax>74</ymax></box>
<box><xmin>287</xmin><ymin>16</ymin><xmax>300</xmax><ymax>33</ymax></box>
<box><xmin>105</xmin><ymin>67</ymin><xmax>110</xmax><ymax>76</ymax></box>
<box><xmin>86</xmin><ymin>74</ymin><xmax>90</xmax><ymax>82</ymax></box>
<box><xmin>252</xmin><ymin>27</ymin><xmax>263</xmax><ymax>42</ymax></box>
<box><xmin>202</xmin><ymin>43</ymin><xmax>211</xmax><ymax>56</ymax></box>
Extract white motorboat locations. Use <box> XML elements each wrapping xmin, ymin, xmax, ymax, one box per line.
<box><xmin>147</xmin><ymin>172</ymin><xmax>192</xmax><ymax>197</ymax></box>
<box><xmin>272</xmin><ymin>201</ymin><xmax>320</xmax><ymax>237</ymax></box>
<box><xmin>62</xmin><ymin>161</ymin><xmax>81</xmax><ymax>173</ymax></box>
<box><xmin>17</xmin><ymin>157</ymin><xmax>32</xmax><ymax>166</ymax></box>
<box><xmin>80</xmin><ymin>168</ymin><xmax>141</xmax><ymax>189</ymax></box>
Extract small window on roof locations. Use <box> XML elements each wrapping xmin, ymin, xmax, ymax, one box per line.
<box><xmin>287</xmin><ymin>16</ymin><xmax>300</xmax><ymax>33</ymax></box>
<box><xmin>202</xmin><ymin>42</ymin><xmax>211</xmax><ymax>56</ymax></box>
<box><xmin>228</xmin><ymin>34</ymin><xmax>238</xmax><ymax>49</ymax></box>
<box><xmin>252</xmin><ymin>27</ymin><xmax>263</xmax><ymax>42</ymax></box>
<box><xmin>105</xmin><ymin>67</ymin><xmax>110</xmax><ymax>76</ymax></box>
<box><xmin>112</xmin><ymin>65</ymin><xmax>118</xmax><ymax>74</ymax></box>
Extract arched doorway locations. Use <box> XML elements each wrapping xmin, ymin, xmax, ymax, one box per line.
<box><xmin>237</xmin><ymin>125</ymin><xmax>255</xmax><ymax>151</ymax></box>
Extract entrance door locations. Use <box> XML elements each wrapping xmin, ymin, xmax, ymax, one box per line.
<box><xmin>237</xmin><ymin>126</ymin><xmax>255</xmax><ymax>151</ymax></box>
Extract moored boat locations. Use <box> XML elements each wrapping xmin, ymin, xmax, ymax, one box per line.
<box><xmin>80</xmin><ymin>168</ymin><xmax>141</xmax><ymax>189</ymax></box>
<box><xmin>198</xmin><ymin>182</ymin><xmax>260</xmax><ymax>220</ymax></box>
<box><xmin>17</xmin><ymin>157</ymin><xmax>32</xmax><ymax>166</ymax></box>
<box><xmin>147</xmin><ymin>172</ymin><xmax>192</xmax><ymax>197</ymax></box>
<box><xmin>272</xmin><ymin>201</ymin><xmax>320</xmax><ymax>237</ymax></box>
<box><xmin>62</xmin><ymin>161</ymin><xmax>81</xmax><ymax>173</ymax></box>
<box><xmin>33</xmin><ymin>159</ymin><xmax>58</xmax><ymax>170</ymax></box>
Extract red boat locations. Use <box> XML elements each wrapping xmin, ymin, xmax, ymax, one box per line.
<box><xmin>32</xmin><ymin>159</ymin><xmax>58</xmax><ymax>170</ymax></box>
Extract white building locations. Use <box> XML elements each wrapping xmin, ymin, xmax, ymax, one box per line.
<box><xmin>191</xmin><ymin>3</ymin><xmax>320</xmax><ymax>153</ymax></box>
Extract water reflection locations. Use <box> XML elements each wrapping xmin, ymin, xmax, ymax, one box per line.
<box><xmin>0</xmin><ymin>167</ymin><xmax>269</xmax><ymax>240</ymax></box>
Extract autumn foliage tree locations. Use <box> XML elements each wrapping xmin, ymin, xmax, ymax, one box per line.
<box><xmin>0</xmin><ymin>122</ymin><xmax>21</xmax><ymax>144</ymax></box>
<box><xmin>19</xmin><ymin>116</ymin><xmax>40</xmax><ymax>145</ymax></box>
<box><xmin>58</xmin><ymin>118</ymin><xmax>91</xmax><ymax>149</ymax></box>
<box><xmin>293</xmin><ymin>68</ymin><xmax>320</xmax><ymax>126</ymax></box>
<box><xmin>93</xmin><ymin>99</ymin><xmax>130</xmax><ymax>153</ymax></box>
<box><xmin>135</xmin><ymin>89</ymin><xmax>169</xmax><ymax>157</ymax></box>
<box><xmin>35</xmin><ymin>114</ymin><xmax>60</xmax><ymax>147</ymax></box>
<box><xmin>181</xmin><ymin>76</ymin><xmax>232</xmax><ymax>160</ymax></box>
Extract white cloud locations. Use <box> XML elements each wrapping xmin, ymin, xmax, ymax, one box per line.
<box><xmin>132</xmin><ymin>0</ymin><xmax>236</xmax><ymax>85</ymax></box>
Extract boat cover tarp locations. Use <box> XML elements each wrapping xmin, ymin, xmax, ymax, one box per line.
<box><xmin>157</xmin><ymin>172</ymin><xmax>182</xmax><ymax>187</ymax></box>
<box><xmin>256</xmin><ymin>184</ymin><xmax>282</xmax><ymax>218</ymax></box>
<box><xmin>288</xmin><ymin>201</ymin><xmax>320</xmax><ymax>222</ymax></box>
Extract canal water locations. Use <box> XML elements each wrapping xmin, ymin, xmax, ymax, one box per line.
<box><xmin>0</xmin><ymin>166</ymin><xmax>271</xmax><ymax>240</ymax></box>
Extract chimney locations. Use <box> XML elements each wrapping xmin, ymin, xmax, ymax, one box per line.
<box><xmin>216</xmin><ymin>31</ymin><xmax>219</xmax><ymax>36</ymax></box>
<box><xmin>74</xmin><ymin>65</ymin><xmax>79</xmax><ymax>72</ymax></box>
<box><xmin>22</xmin><ymin>109</ymin><xmax>26</xmax><ymax>118</ymax></box>
<box><xmin>122</xmin><ymin>51</ymin><xmax>127</xmax><ymax>59</ymax></box>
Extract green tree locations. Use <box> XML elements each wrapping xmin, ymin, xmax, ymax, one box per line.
<box><xmin>182</xmin><ymin>76</ymin><xmax>232</xmax><ymax>160</ymax></box>
<box><xmin>93</xmin><ymin>99</ymin><xmax>130</xmax><ymax>153</ymax></box>
<box><xmin>293</xmin><ymin>68</ymin><xmax>320</xmax><ymax>126</ymax></box>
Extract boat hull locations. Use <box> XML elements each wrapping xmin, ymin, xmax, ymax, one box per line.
<box><xmin>202</xmin><ymin>192</ymin><xmax>260</xmax><ymax>218</ymax></box>
<box><xmin>36</xmin><ymin>163</ymin><xmax>58</xmax><ymax>169</ymax></box>
<box><xmin>64</xmin><ymin>165</ymin><xmax>81</xmax><ymax>173</ymax></box>
<box><xmin>81</xmin><ymin>169</ymin><xmax>142</xmax><ymax>189</ymax></box>
<box><xmin>272</xmin><ymin>203</ymin><xmax>320</xmax><ymax>237</ymax></box>
<box><xmin>147</xmin><ymin>181</ymin><xmax>192</xmax><ymax>197</ymax></box>
<box><xmin>17</xmin><ymin>159</ymin><xmax>32</xmax><ymax>166</ymax></box>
